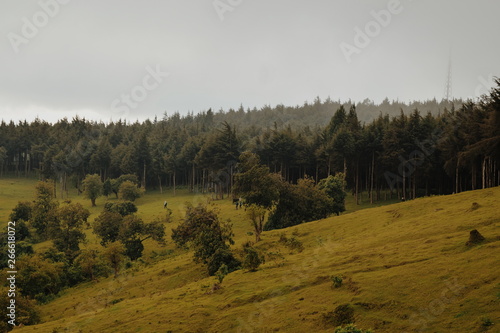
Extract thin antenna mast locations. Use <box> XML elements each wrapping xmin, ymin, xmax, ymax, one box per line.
<box><xmin>444</xmin><ymin>52</ymin><xmax>452</xmax><ymax>101</ymax></box>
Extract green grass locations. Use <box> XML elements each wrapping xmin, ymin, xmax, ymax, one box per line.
<box><xmin>0</xmin><ymin>177</ymin><xmax>40</xmax><ymax>225</ymax></box>
<box><xmin>1</xmin><ymin>178</ymin><xmax>499</xmax><ymax>332</ymax></box>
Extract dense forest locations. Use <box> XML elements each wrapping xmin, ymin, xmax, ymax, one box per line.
<box><xmin>0</xmin><ymin>80</ymin><xmax>499</xmax><ymax>203</ymax></box>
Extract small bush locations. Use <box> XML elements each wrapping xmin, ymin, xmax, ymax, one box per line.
<box><xmin>286</xmin><ymin>237</ymin><xmax>304</xmax><ymax>252</ymax></box>
<box><xmin>118</xmin><ymin>181</ymin><xmax>144</xmax><ymax>202</ymax></box>
<box><xmin>110</xmin><ymin>298</ymin><xmax>124</xmax><ymax>305</ymax></box>
<box><xmin>207</xmin><ymin>248</ymin><xmax>241</xmax><ymax>276</ymax></box>
<box><xmin>481</xmin><ymin>317</ymin><xmax>493</xmax><ymax>327</ymax></box>
<box><xmin>278</xmin><ymin>233</ymin><xmax>304</xmax><ymax>253</ymax></box>
<box><xmin>242</xmin><ymin>247</ymin><xmax>264</xmax><ymax>272</ymax></box>
<box><xmin>322</xmin><ymin>304</ymin><xmax>354</xmax><ymax>327</ymax></box>
<box><xmin>279</xmin><ymin>232</ymin><xmax>288</xmax><ymax>243</ymax></box>
<box><xmin>215</xmin><ymin>264</ymin><xmax>228</xmax><ymax>283</ymax></box>
<box><xmin>104</xmin><ymin>201</ymin><xmax>137</xmax><ymax>216</ymax></box>
<box><xmin>266</xmin><ymin>251</ymin><xmax>285</xmax><ymax>267</ymax></box>
<box><xmin>331</xmin><ymin>275</ymin><xmax>343</xmax><ymax>288</ymax></box>
<box><xmin>123</xmin><ymin>239</ymin><xmax>144</xmax><ymax>261</ymax></box>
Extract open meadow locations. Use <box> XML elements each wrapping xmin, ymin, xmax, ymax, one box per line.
<box><xmin>1</xmin><ymin>178</ymin><xmax>498</xmax><ymax>332</ymax></box>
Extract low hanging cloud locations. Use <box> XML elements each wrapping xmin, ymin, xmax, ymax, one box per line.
<box><xmin>0</xmin><ymin>0</ymin><xmax>499</xmax><ymax>123</ymax></box>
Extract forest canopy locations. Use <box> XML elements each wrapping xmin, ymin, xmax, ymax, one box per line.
<box><xmin>0</xmin><ymin>81</ymin><xmax>499</xmax><ymax>200</ymax></box>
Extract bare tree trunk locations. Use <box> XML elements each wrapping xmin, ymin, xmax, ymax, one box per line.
<box><xmin>471</xmin><ymin>163</ymin><xmax>476</xmax><ymax>190</ymax></box>
<box><xmin>142</xmin><ymin>161</ymin><xmax>146</xmax><ymax>190</ymax></box>
<box><xmin>489</xmin><ymin>157</ymin><xmax>493</xmax><ymax>188</ymax></box>
<box><xmin>192</xmin><ymin>163</ymin><xmax>195</xmax><ymax>192</ymax></box>
<box><xmin>412</xmin><ymin>173</ymin><xmax>416</xmax><ymax>199</ymax></box>
<box><xmin>202</xmin><ymin>169</ymin><xmax>206</xmax><ymax>193</ymax></box>
<box><xmin>482</xmin><ymin>156</ymin><xmax>486</xmax><ymax>189</ymax></box>
<box><xmin>402</xmin><ymin>162</ymin><xmax>406</xmax><ymax>200</ymax></box>
<box><xmin>158</xmin><ymin>175</ymin><xmax>163</xmax><ymax>194</ymax></box>
<box><xmin>24</xmin><ymin>150</ymin><xmax>28</xmax><ymax>177</ymax></box>
<box><xmin>173</xmin><ymin>170</ymin><xmax>176</xmax><ymax>196</ymax></box>
<box><xmin>498</xmin><ymin>166</ymin><xmax>500</xmax><ymax>186</ymax></box>
<box><xmin>65</xmin><ymin>172</ymin><xmax>68</xmax><ymax>198</ymax></box>
<box><xmin>60</xmin><ymin>174</ymin><xmax>64</xmax><ymax>199</ymax></box>
<box><xmin>370</xmin><ymin>152</ymin><xmax>374</xmax><ymax>204</ymax></box>
<box><xmin>229</xmin><ymin>163</ymin><xmax>233</xmax><ymax>196</ymax></box>
<box><xmin>355</xmin><ymin>162</ymin><xmax>359</xmax><ymax>205</ymax></box>
<box><xmin>15</xmin><ymin>153</ymin><xmax>19</xmax><ymax>177</ymax></box>
<box><xmin>495</xmin><ymin>160</ymin><xmax>498</xmax><ymax>186</ymax></box>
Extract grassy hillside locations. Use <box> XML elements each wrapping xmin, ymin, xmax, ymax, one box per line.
<box><xmin>3</xmin><ymin>180</ymin><xmax>500</xmax><ymax>332</ymax></box>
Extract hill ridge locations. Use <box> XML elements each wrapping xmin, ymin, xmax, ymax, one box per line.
<box><xmin>14</xmin><ymin>187</ymin><xmax>500</xmax><ymax>333</ymax></box>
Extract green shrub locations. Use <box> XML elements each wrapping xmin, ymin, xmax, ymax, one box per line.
<box><xmin>110</xmin><ymin>298</ymin><xmax>124</xmax><ymax>305</ymax></box>
<box><xmin>0</xmin><ymin>287</ymin><xmax>40</xmax><ymax>331</ymax></box>
<box><xmin>242</xmin><ymin>247</ymin><xmax>264</xmax><ymax>271</ymax></box>
<box><xmin>266</xmin><ymin>251</ymin><xmax>285</xmax><ymax>267</ymax></box>
<box><xmin>207</xmin><ymin>248</ymin><xmax>241</xmax><ymax>276</ymax></box>
<box><xmin>215</xmin><ymin>264</ymin><xmax>228</xmax><ymax>283</ymax></box>
<box><xmin>322</xmin><ymin>304</ymin><xmax>354</xmax><ymax>327</ymax></box>
<box><xmin>481</xmin><ymin>317</ymin><xmax>493</xmax><ymax>327</ymax></box>
<box><xmin>287</xmin><ymin>237</ymin><xmax>304</xmax><ymax>252</ymax></box>
<box><xmin>16</xmin><ymin>254</ymin><xmax>65</xmax><ymax>301</ymax></box>
<box><xmin>331</xmin><ymin>275</ymin><xmax>343</xmax><ymax>288</ymax></box>
<box><xmin>9</xmin><ymin>201</ymin><xmax>33</xmax><ymax>223</ymax></box>
<box><xmin>279</xmin><ymin>232</ymin><xmax>288</xmax><ymax>243</ymax></box>
<box><xmin>104</xmin><ymin>201</ymin><xmax>137</xmax><ymax>216</ymax></box>
<box><xmin>118</xmin><ymin>181</ymin><xmax>144</xmax><ymax>202</ymax></box>
<box><xmin>123</xmin><ymin>239</ymin><xmax>144</xmax><ymax>261</ymax></box>
<box><xmin>278</xmin><ymin>233</ymin><xmax>304</xmax><ymax>253</ymax></box>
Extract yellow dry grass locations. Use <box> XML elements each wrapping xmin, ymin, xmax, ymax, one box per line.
<box><xmin>2</xmin><ymin>179</ymin><xmax>499</xmax><ymax>332</ymax></box>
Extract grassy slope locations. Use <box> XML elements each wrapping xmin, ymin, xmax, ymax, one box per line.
<box><xmin>2</xmin><ymin>179</ymin><xmax>499</xmax><ymax>332</ymax></box>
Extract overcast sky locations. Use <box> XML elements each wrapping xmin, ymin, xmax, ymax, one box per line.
<box><xmin>1</xmin><ymin>0</ymin><xmax>499</xmax><ymax>124</ymax></box>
